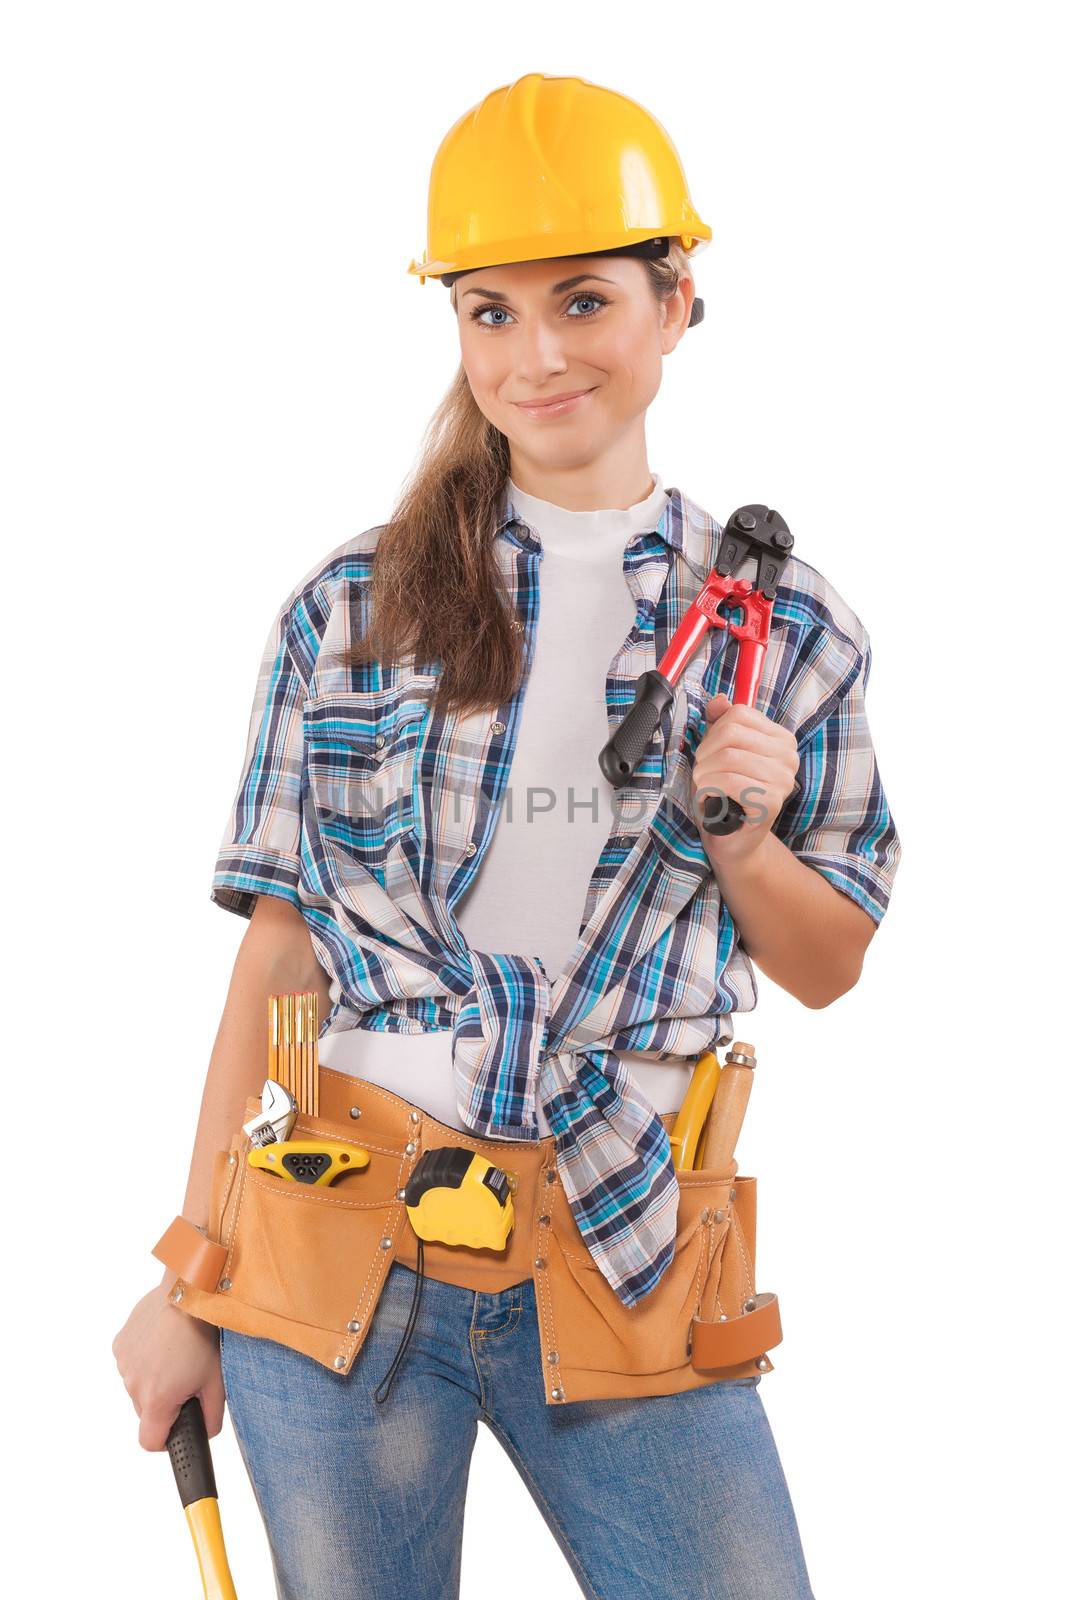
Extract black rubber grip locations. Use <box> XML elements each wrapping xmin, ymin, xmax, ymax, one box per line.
<box><xmin>701</xmin><ymin>793</ymin><xmax>746</xmax><ymax>836</ymax></box>
<box><xmin>166</xmin><ymin>1396</ymin><xmax>218</xmax><ymax>1509</ymax></box>
<box><xmin>599</xmin><ymin>670</ymin><xmax>676</xmax><ymax>789</ymax></box>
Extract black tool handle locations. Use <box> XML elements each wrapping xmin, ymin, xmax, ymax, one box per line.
<box><xmin>166</xmin><ymin>1395</ymin><xmax>218</xmax><ymax>1508</ymax></box>
<box><xmin>701</xmin><ymin>792</ymin><xmax>746</xmax><ymax>836</ymax></box>
<box><xmin>598</xmin><ymin>670</ymin><xmax>676</xmax><ymax>788</ymax></box>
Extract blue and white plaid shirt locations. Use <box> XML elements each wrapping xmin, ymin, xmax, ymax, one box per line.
<box><xmin>212</xmin><ymin>484</ymin><xmax>901</xmax><ymax>1306</ymax></box>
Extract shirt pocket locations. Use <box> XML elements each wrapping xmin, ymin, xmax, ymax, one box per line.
<box><xmin>303</xmin><ymin>680</ymin><xmax>435</xmax><ymax>877</ymax></box>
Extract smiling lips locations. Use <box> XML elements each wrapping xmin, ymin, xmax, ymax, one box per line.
<box><xmin>512</xmin><ymin>387</ymin><xmax>596</xmax><ymax>417</ymax></box>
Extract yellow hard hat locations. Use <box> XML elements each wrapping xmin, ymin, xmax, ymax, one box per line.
<box><xmin>408</xmin><ymin>73</ymin><xmax>711</xmax><ymax>325</ymax></box>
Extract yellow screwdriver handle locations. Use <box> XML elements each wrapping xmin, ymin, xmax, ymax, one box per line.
<box><xmin>669</xmin><ymin>1050</ymin><xmax>722</xmax><ymax>1173</ymax></box>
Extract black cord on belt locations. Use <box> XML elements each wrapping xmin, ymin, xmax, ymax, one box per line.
<box><xmin>373</xmin><ymin>1236</ymin><xmax>426</xmax><ymax>1405</ymax></box>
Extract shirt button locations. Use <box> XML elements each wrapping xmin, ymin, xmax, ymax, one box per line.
<box><xmin>512</xmin><ymin>619</ymin><xmax>525</xmax><ymax>633</ymax></box>
<box><xmin>465</xmin><ymin>841</ymin><xmax>477</xmax><ymax>857</ymax></box>
<box><xmin>490</xmin><ymin>720</ymin><xmax>505</xmax><ymax>735</ymax></box>
<box><xmin>375</xmin><ymin>735</ymin><xmax>386</xmax><ymax>748</ymax></box>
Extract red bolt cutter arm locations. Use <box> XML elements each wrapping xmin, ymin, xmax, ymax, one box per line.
<box><xmin>598</xmin><ymin>504</ymin><xmax>794</xmax><ymax>836</ymax></box>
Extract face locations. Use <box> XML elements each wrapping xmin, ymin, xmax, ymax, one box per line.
<box><xmin>454</xmin><ymin>254</ymin><xmax>693</xmax><ymax>473</ymax></box>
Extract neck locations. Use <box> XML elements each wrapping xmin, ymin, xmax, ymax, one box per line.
<box><xmin>507</xmin><ymin>436</ymin><xmax>654</xmax><ymax>513</ymax></box>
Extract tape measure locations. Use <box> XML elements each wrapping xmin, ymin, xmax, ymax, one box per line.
<box><xmin>402</xmin><ymin>1145</ymin><xmax>516</xmax><ymax>1249</ymax></box>
<box><xmin>374</xmin><ymin>1144</ymin><xmax>517</xmax><ymax>1408</ymax></box>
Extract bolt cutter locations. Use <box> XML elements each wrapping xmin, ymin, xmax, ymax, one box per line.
<box><xmin>598</xmin><ymin>503</ymin><xmax>794</xmax><ymax>835</ymax></box>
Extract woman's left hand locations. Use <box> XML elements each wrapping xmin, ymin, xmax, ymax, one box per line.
<box><xmin>691</xmin><ymin>693</ymin><xmax>800</xmax><ymax>864</ymax></box>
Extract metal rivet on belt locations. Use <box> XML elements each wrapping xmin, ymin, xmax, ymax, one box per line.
<box><xmin>172</xmin><ymin>1286</ymin><xmax>184</xmax><ymax>1303</ymax></box>
<box><xmin>547</xmin><ymin>1350</ymin><xmax>559</xmax><ymax>1363</ymax></box>
<box><xmin>405</xmin><ymin>1141</ymin><xmax>417</xmax><ymax>1155</ymax></box>
<box><xmin>544</xmin><ymin>1168</ymin><xmax>556</xmax><ymax>1183</ymax></box>
<box><xmin>347</xmin><ymin>1319</ymin><xmax>362</xmax><ymax>1332</ymax></box>
<box><xmin>380</xmin><ymin>1236</ymin><xmax>392</xmax><ymax>1249</ymax></box>
<box><xmin>700</xmin><ymin>1207</ymin><xmax>710</xmax><ymax>1223</ymax></box>
<box><xmin>409</xmin><ymin>1110</ymin><xmax>420</xmax><ymax>1123</ymax></box>
<box><xmin>228</xmin><ymin>1153</ymin><xmax>237</xmax><ymax>1165</ymax></box>
<box><xmin>396</xmin><ymin>1187</ymin><xmax>406</xmax><ymax>1201</ymax></box>
<box><xmin>334</xmin><ymin>1355</ymin><xmax>346</xmax><ymax>1369</ymax></box>
<box><xmin>756</xmin><ymin>1356</ymin><xmax>770</xmax><ymax>1371</ymax></box>
<box><xmin>713</xmin><ymin>1208</ymin><xmax>726</xmax><ymax>1224</ymax></box>
<box><xmin>349</xmin><ymin>1106</ymin><xmax>362</xmax><ymax>1119</ymax></box>
<box><xmin>551</xmin><ymin>1387</ymin><xmax>565</xmax><ymax>1401</ymax></box>
<box><xmin>535</xmin><ymin>1256</ymin><xmax>547</xmax><ymax>1270</ymax></box>
<box><xmin>219</xmin><ymin>1278</ymin><xmax>232</xmax><ymax>1292</ymax></box>
<box><xmin>538</xmin><ymin>1213</ymin><xmax>550</xmax><ymax>1226</ymax></box>
<box><xmin>729</xmin><ymin>1187</ymin><xmax>736</xmax><ymax>1201</ymax></box>
<box><xmin>743</xmin><ymin>1297</ymin><xmax>757</xmax><ymax>1312</ymax></box>
<box><xmin>719</xmin><ymin>1313</ymin><xmax>729</xmax><ymax>1321</ymax></box>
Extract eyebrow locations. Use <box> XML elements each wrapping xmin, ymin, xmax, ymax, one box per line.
<box><xmin>461</xmin><ymin>273</ymin><xmax>617</xmax><ymax>301</ymax></box>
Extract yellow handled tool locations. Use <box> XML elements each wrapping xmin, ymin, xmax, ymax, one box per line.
<box><xmin>165</xmin><ymin>1397</ymin><xmax>237</xmax><ymax>1599</ymax></box>
<box><xmin>671</xmin><ymin>1041</ymin><xmax>758</xmax><ymax>1174</ymax></box>
<box><xmin>248</xmin><ymin>1139</ymin><xmax>371</xmax><ymax>1186</ymax></box>
<box><xmin>669</xmin><ymin>1048</ymin><xmax>722</xmax><ymax>1172</ymax></box>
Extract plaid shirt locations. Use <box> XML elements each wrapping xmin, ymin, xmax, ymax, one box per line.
<box><xmin>212</xmin><ymin>484</ymin><xmax>901</xmax><ymax>1306</ymax></box>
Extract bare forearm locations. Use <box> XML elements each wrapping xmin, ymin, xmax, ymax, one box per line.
<box><xmin>158</xmin><ymin>901</ymin><xmax>333</xmax><ymax>1291</ymax></box>
<box><xmin>711</xmin><ymin>831</ymin><xmax>875</xmax><ymax>1007</ymax></box>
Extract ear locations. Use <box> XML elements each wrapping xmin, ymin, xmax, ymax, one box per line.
<box><xmin>662</xmin><ymin>274</ymin><xmax>695</xmax><ymax>355</ymax></box>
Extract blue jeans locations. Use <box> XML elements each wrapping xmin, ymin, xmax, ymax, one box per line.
<box><xmin>220</xmin><ymin>1260</ymin><xmax>815</xmax><ymax>1598</ymax></box>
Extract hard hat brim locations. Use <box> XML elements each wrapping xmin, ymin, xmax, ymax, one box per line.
<box><xmin>408</xmin><ymin>225</ymin><xmax>712</xmax><ymax>282</ymax></box>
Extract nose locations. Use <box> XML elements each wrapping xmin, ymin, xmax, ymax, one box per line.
<box><xmin>511</xmin><ymin>315</ymin><xmax>569</xmax><ymax>387</ymax></box>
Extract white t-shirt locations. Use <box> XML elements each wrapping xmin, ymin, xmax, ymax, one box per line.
<box><xmin>318</xmin><ymin>472</ymin><xmax>699</xmax><ymax>1132</ymax></box>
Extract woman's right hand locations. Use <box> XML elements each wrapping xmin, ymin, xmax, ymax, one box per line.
<box><xmin>112</xmin><ymin>1282</ymin><xmax>226</xmax><ymax>1451</ymax></box>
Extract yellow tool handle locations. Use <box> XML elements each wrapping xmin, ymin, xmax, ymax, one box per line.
<box><xmin>668</xmin><ymin>1049</ymin><xmax>722</xmax><ymax>1172</ymax></box>
<box><xmin>185</xmin><ymin>1499</ymin><xmax>238</xmax><ymax>1600</ymax></box>
<box><xmin>699</xmin><ymin>1041</ymin><xmax>756</xmax><ymax>1174</ymax></box>
<box><xmin>248</xmin><ymin>1140</ymin><xmax>371</xmax><ymax>1185</ymax></box>
<box><xmin>166</xmin><ymin>1398</ymin><xmax>238</xmax><ymax>1598</ymax></box>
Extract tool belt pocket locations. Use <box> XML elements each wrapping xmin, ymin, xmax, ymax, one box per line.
<box><xmin>539</xmin><ymin>1162</ymin><xmax>781</xmax><ymax>1394</ymax></box>
<box><xmin>157</xmin><ymin>1098</ymin><xmax>417</xmax><ymax>1376</ymax></box>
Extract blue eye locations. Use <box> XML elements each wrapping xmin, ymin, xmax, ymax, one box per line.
<box><xmin>468</xmin><ymin>292</ymin><xmax>609</xmax><ymax>327</ymax></box>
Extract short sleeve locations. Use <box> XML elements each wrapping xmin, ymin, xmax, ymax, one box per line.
<box><xmin>772</xmin><ymin>632</ymin><xmax>901</xmax><ymax>926</ymax></box>
<box><xmin>210</xmin><ymin>602</ymin><xmax>306</xmax><ymax>919</ymax></box>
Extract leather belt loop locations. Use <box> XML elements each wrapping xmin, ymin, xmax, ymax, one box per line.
<box><xmin>689</xmin><ymin>1290</ymin><xmax>783</xmax><ymax>1371</ymax></box>
<box><xmin>152</xmin><ymin>1214</ymin><xmax>229</xmax><ymax>1293</ymax></box>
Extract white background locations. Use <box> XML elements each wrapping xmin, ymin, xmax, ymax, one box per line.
<box><xmin>6</xmin><ymin>2</ymin><xmax>1063</xmax><ymax>1594</ymax></box>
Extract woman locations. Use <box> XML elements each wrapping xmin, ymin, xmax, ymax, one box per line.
<box><xmin>114</xmin><ymin>73</ymin><xmax>899</xmax><ymax>1598</ymax></box>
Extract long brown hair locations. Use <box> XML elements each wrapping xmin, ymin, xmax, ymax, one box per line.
<box><xmin>345</xmin><ymin>240</ymin><xmax>696</xmax><ymax>719</ymax></box>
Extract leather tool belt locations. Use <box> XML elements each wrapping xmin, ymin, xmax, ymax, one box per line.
<box><xmin>154</xmin><ymin>1067</ymin><xmax>783</xmax><ymax>1405</ymax></box>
